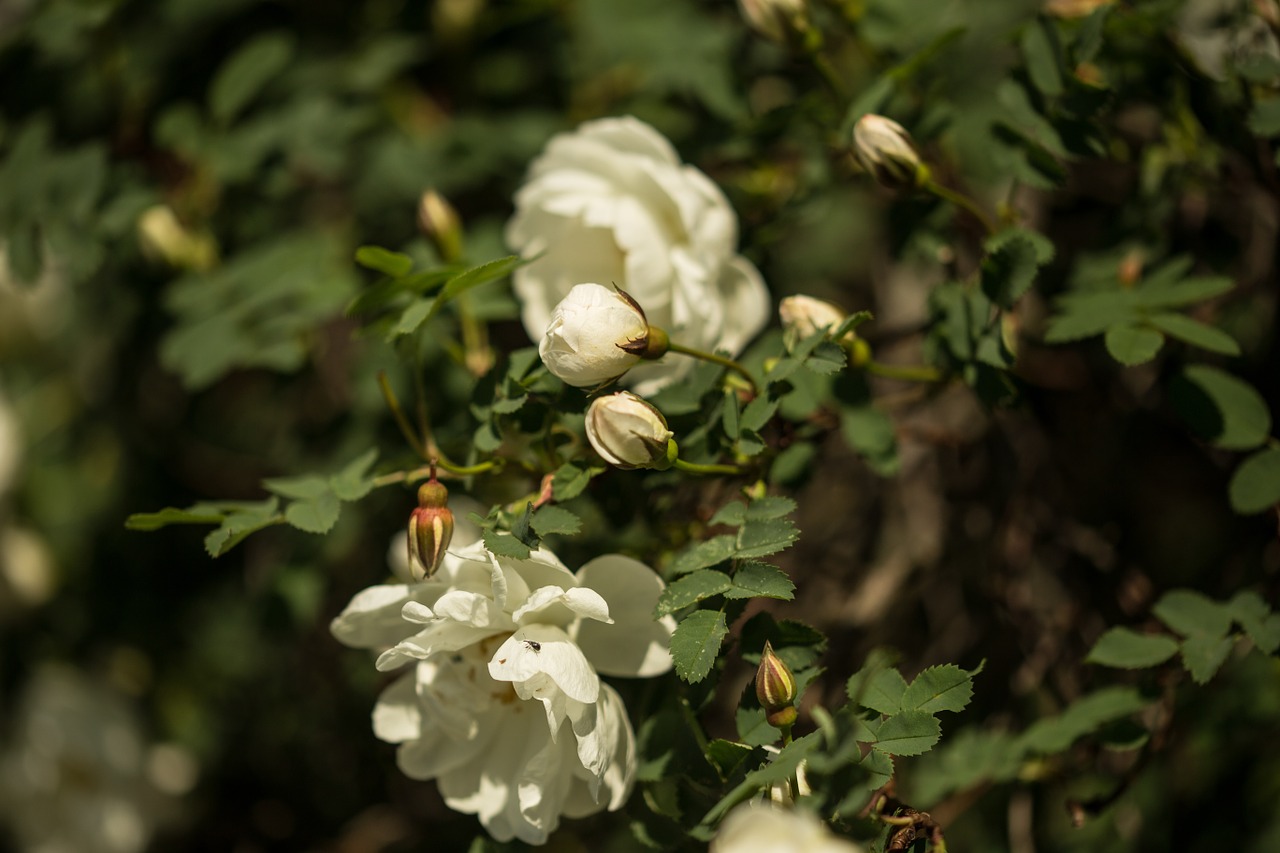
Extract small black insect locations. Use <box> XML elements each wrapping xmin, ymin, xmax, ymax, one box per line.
<box><xmin>524</xmin><ymin>640</ymin><xmax>542</xmax><ymax>653</ymax></box>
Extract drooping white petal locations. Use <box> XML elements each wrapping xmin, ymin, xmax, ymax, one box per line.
<box><xmin>513</xmin><ymin>585</ymin><xmax>612</xmax><ymax>628</ymax></box>
<box><xmin>371</xmin><ymin>672</ymin><xmax>420</xmax><ymax>744</ymax></box>
<box><xmin>330</xmin><ymin>583</ymin><xmax>443</xmax><ymax>650</ymax></box>
<box><xmin>574</xmin><ymin>555</ymin><xmax>675</xmax><ymax>678</ymax></box>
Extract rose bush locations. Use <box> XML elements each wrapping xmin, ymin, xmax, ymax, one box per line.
<box><xmin>331</xmin><ymin>538</ymin><xmax>675</xmax><ymax>844</ymax></box>
<box><xmin>506</xmin><ymin>116</ymin><xmax>770</xmax><ymax>394</ymax></box>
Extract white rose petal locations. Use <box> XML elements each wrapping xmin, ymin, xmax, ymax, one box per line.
<box><xmin>508</xmin><ymin>116</ymin><xmax>770</xmax><ymax>394</ymax></box>
<box><xmin>539</xmin><ymin>282</ymin><xmax>648</xmax><ymax>387</ymax></box>
<box><xmin>711</xmin><ymin>802</ymin><xmax>865</xmax><ymax>853</ymax></box>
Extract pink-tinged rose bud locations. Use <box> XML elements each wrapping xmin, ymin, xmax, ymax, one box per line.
<box><xmin>408</xmin><ymin>479</ymin><xmax>454</xmax><ymax>581</ymax></box>
<box><xmin>755</xmin><ymin>641</ymin><xmax>798</xmax><ymax>730</ymax></box>
<box><xmin>852</xmin><ymin>115</ymin><xmax>929</xmax><ymax>190</ymax></box>
<box><xmin>540</xmin><ymin>283</ymin><xmax>660</xmax><ymax>387</ymax></box>
<box><xmin>585</xmin><ymin>391</ymin><xmax>677</xmax><ymax>469</ymax></box>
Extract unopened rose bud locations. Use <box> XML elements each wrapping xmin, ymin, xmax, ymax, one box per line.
<box><xmin>779</xmin><ymin>295</ymin><xmax>848</xmax><ymax>345</ymax></box>
<box><xmin>408</xmin><ymin>478</ymin><xmax>454</xmax><ymax>581</ymax></box>
<box><xmin>585</xmin><ymin>391</ymin><xmax>676</xmax><ymax>469</ymax></box>
<box><xmin>756</xmin><ymin>641</ymin><xmax>798</xmax><ymax>730</ymax></box>
<box><xmin>737</xmin><ymin>0</ymin><xmax>809</xmax><ymax>44</ymax></box>
<box><xmin>418</xmin><ymin>189</ymin><xmax>464</xmax><ymax>262</ymax></box>
<box><xmin>852</xmin><ymin>114</ymin><xmax>929</xmax><ymax>191</ymax></box>
<box><xmin>137</xmin><ymin>205</ymin><xmax>218</xmax><ymax>272</ymax></box>
<box><xmin>540</xmin><ymin>283</ymin><xmax>661</xmax><ymax>387</ymax></box>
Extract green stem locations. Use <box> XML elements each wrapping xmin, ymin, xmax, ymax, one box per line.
<box><xmin>673</xmin><ymin>458</ymin><xmax>744</xmax><ymax>476</ymax></box>
<box><xmin>865</xmin><ymin>360</ymin><xmax>944</xmax><ymax>383</ymax></box>
<box><xmin>780</xmin><ymin>724</ymin><xmax>802</xmax><ymax>801</ymax></box>
<box><xmin>437</xmin><ymin>457</ymin><xmax>504</xmax><ymax>476</ymax></box>
<box><xmin>679</xmin><ymin>694</ymin><xmax>712</xmax><ymax>757</ymax></box>
<box><xmin>378</xmin><ymin>371</ymin><xmax>427</xmax><ymax>460</ymax></box>
<box><xmin>924</xmin><ymin>179</ymin><xmax>998</xmax><ymax>236</ymax></box>
<box><xmin>666</xmin><ymin>342</ymin><xmax>760</xmax><ymax>395</ymax></box>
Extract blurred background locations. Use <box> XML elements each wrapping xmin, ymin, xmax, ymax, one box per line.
<box><xmin>0</xmin><ymin>0</ymin><xmax>1277</xmax><ymax>851</ymax></box>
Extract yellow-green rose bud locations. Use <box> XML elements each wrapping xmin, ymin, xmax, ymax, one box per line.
<box><xmin>408</xmin><ymin>478</ymin><xmax>454</xmax><ymax>581</ymax></box>
<box><xmin>755</xmin><ymin>641</ymin><xmax>798</xmax><ymax>729</ymax></box>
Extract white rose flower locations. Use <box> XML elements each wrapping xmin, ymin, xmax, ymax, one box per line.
<box><xmin>585</xmin><ymin>391</ymin><xmax>675</xmax><ymax>469</ymax></box>
<box><xmin>331</xmin><ymin>539</ymin><xmax>676</xmax><ymax>845</ymax></box>
<box><xmin>540</xmin><ymin>283</ymin><xmax>650</xmax><ymax>387</ymax></box>
<box><xmin>506</xmin><ymin>116</ymin><xmax>770</xmax><ymax>395</ymax></box>
<box><xmin>711</xmin><ymin>802</ymin><xmax>864</xmax><ymax>853</ymax></box>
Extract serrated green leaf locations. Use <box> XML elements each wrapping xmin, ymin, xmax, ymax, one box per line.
<box><xmin>668</xmin><ymin>535</ymin><xmax>738</xmax><ymax>576</ymax></box>
<box><xmin>1137</xmin><ymin>276</ymin><xmax>1234</xmax><ymax>308</ymax></box>
<box><xmin>746</xmin><ymin>496</ymin><xmax>798</xmax><ymax>521</ymax></box>
<box><xmin>706</xmin><ymin>740</ymin><xmax>755</xmax><ymax>780</ymax></box>
<box><xmin>699</xmin><ymin>733</ymin><xmax>822</xmax><ymax>828</ymax></box>
<box><xmin>1086</xmin><ymin>627</ymin><xmax>1179</xmax><ymax>668</ymax></box>
<box><xmin>872</xmin><ymin>710</ymin><xmax>941</xmax><ymax>757</ymax></box>
<box><xmin>849</xmin><ymin>664</ymin><xmax>909</xmax><ymax>716</ymax></box>
<box><xmin>262</xmin><ymin>474</ymin><xmax>330</xmax><ymax>500</ymax></box>
<box><xmin>1169</xmin><ymin>365</ymin><xmax>1271</xmax><ymax>451</ymax></box>
<box><xmin>803</xmin><ymin>342</ymin><xmax>846</xmax><ymax>375</ymax></box>
<box><xmin>209</xmin><ymin>32</ymin><xmax>295</xmax><ymax>124</ymax></box>
<box><xmin>490</xmin><ymin>393</ymin><xmax>528</xmax><ymax>415</ymax></box>
<box><xmin>354</xmin><ymin>245</ymin><xmax>414</xmax><ymax>278</ymax></box>
<box><xmin>1179</xmin><ymin>635</ymin><xmax>1234</xmax><ymax>685</ymax></box>
<box><xmin>204</xmin><ymin>500</ymin><xmax>282</xmax><ymax>557</ymax></box>
<box><xmin>1144</xmin><ymin>313</ymin><xmax>1239</xmax><ymax>356</ymax></box>
<box><xmin>510</xmin><ymin>502</ymin><xmax>537</xmax><ymax>548</ymax></box>
<box><xmin>734</xmin><ymin>705</ymin><xmax>775</xmax><ymax>747</ymax></box>
<box><xmin>1017</xmin><ymin>686</ymin><xmax>1151</xmax><ymax>754</ymax></box>
<box><xmin>125</xmin><ymin>507</ymin><xmax>224</xmax><ymax>531</ymax></box>
<box><xmin>671</xmin><ymin>609</ymin><xmax>729</xmax><ymax>684</ymax></box>
<box><xmin>1021</xmin><ymin>19</ymin><xmax>1063</xmax><ymax>97</ymax></box>
<box><xmin>285</xmin><ymin>491</ymin><xmax>341</xmax><ymax>534</ymax></box>
<box><xmin>551</xmin><ymin>462</ymin><xmax>600</xmax><ymax>501</ymax></box>
<box><xmin>1229</xmin><ymin>447</ymin><xmax>1280</xmax><ymax>514</ymax></box>
<box><xmin>722</xmin><ymin>389</ymin><xmax>740</xmax><ymax>440</ymax></box>
<box><xmin>1152</xmin><ymin>589</ymin><xmax>1232</xmax><ymax>639</ymax></box>
<box><xmin>1228</xmin><ymin>591</ymin><xmax>1280</xmax><ymax>654</ymax></box>
<box><xmin>982</xmin><ymin>227</ymin><xmax>1054</xmax><ymax>307</ymax></box>
<box><xmin>655</xmin><ymin>570</ymin><xmax>733</xmax><ymax>617</ymax></box>
<box><xmin>734</xmin><ymin>517</ymin><xmax>799</xmax><ymax>559</ymax></box>
<box><xmin>901</xmin><ymin>665</ymin><xmax>975</xmax><ymax>715</ymax></box>
<box><xmin>330</xmin><ymin>449</ymin><xmax>378</xmax><ymax>501</ymax></box>
<box><xmin>709</xmin><ymin>501</ymin><xmax>747</xmax><ymax>527</ymax></box>
<box><xmin>1045</xmin><ymin>297</ymin><xmax>1136</xmax><ymax>343</ymax></box>
<box><xmin>726</xmin><ymin>562</ymin><xmax>795</xmax><ymax>601</ymax></box>
<box><xmin>765</xmin><ymin>357</ymin><xmax>801</xmax><ymax>384</ymax></box>
<box><xmin>483</xmin><ymin>530</ymin><xmax>531</xmax><ymax>560</ymax></box>
<box><xmin>740</xmin><ymin>395</ymin><xmax>779</xmax><ymax>432</ymax></box>
<box><xmin>840</xmin><ymin>403</ymin><xmax>899</xmax><ymax>474</ymax></box>
<box><xmin>858</xmin><ymin>747</ymin><xmax>894</xmax><ymax>791</ymax></box>
<box><xmin>1104</xmin><ymin>324</ymin><xmax>1164</xmax><ymax>365</ymax></box>
<box><xmin>530</xmin><ymin>505</ymin><xmax>580</xmax><ymax>538</ymax></box>
<box><xmin>391</xmin><ymin>297</ymin><xmax>436</xmax><ymax>338</ymax></box>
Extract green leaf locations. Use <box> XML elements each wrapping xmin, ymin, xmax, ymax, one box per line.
<box><xmin>209</xmin><ymin>32</ymin><xmax>295</xmax><ymax>124</ymax></box>
<box><xmin>1248</xmin><ymin>97</ymin><xmax>1280</xmax><ymax>137</ymax></box>
<box><xmin>262</xmin><ymin>474</ymin><xmax>330</xmax><ymax>501</ymax></box>
<box><xmin>858</xmin><ymin>748</ymin><xmax>895</xmax><ymax>792</ymax></box>
<box><xmin>1045</xmin><ymin>297</ymin><xmax>1135</xmax><ymax>343</ymax></box>
<box><xmin>330</xmin><ymin>449</ymin><xmax>379</xmax><ymax>501</ymax></box>
<box><xmin>668</xmin><ymin>535</ymin><xmax>738</xmax><ymax>576</ymax></box>
<box><xmin>872</xmin><ymin>711</ymin><xmax>942</xmax><ymax>757</ymax></box>
<box><xmin>746</xmin><ymin>496</ymin><xmax>798</xmax><ymax>521</ymax></box>
<box><xmin>671</xmin><ymin>609</ymin><xmax>729</xmax><ymax>684</ymax></box>
<box><xmin>1229</xmin><ymin>447</ymin><xmax>1280</xmax><ymax>514</ymax></box>
<box><xmin>1228</xmin><ymin>591</ymin><xmax>1280</xmax><ymax>654</ymax></box>
<box><xmin>1017</xmin><ymin>687</ymin><xmax>1151</xmax><ymax>754</ymax></box>
<box><xmin>981</xmin><ymin>227</ymin><xmax>1054</xmax><ymax>307</ymax></box>
<box><xmin>204</xmin><ymin>500</ymin><xmax>282</xmax><ymax>557</ymax></box>
<box><xmin>1021</xmin><ymin>19</ymin><xmax>1063</xmax><ymax>97</ymax></box>
<box><xmin>1086</xmin><ymin>627</ymin><xmax>1179</xmax><ymax>668</ymax></box>
<box><xmin>1104</xmin><ymin>324</ymin><xmax>1164</xmax><ymax>366</ymax></box>
<box><xmin>1169</xmin><ymin>365</ymin><xmax>1271</xmax><ymax>451</ymax></box>
<box><xmin>551</xmin><ymin>462</ymin><xmax>601</xmax><ymax>501</ymax></box>
<box><xmin>1144</xmin><ymin>313</ymin><xmax>1239</xmax><ymax>356</ymax></box>
<box><xmin>709</xmin><ymin>502</ymin><xmax>747</xmax><ymax>527</ymax></box>
<box><xmin>125</xmin><ymin>506</ymin><xmax>223</xmax><ymax>531</ymax></box>
<box><xmin>510</xmin><ymin>502</ymin><xmax>537</xmax><ymax>548</ymax></box>
<box><xmin>725</xmin><ymin>562</ymin><xmax>795</xmax><ymax>601</ymax></box>
<box><xmin>722</xmin><ymin>388</ymin><xmax>740</xmax><ymax>440</ymax></box>
<box><xmin>654</xmin><ymin>570</ymin><xmax>733</xmax><ymax>617</ymax></box>
<box><xmin>840</xmin><ymin>403</ymin><xmax>899</xmax><ymax>475</ymax></box>
<box><xmin>849</xmin><ymin>666</ymin><xmax>909</xmax><ymax>716</ymax></box>
<box><xmin>1179</xmin><ymin>635</ymin><xmax>1234</xmax><ymax>685</ymax></box>
<box><xmin>530</xmin><ymin>505</ymin><xmax>580</xmax><ymax>537</ymax></box>
<box><xmin>483</xmin><ymin>530</ymin><xmax>532</xmax><ymax>560</ymax></box>
<box><xmin>734</xmin><ymin>517</ymin><xmax>799</xmax><ymax>559</ymax></box>
<box><xmin>285</xmin><ymin>491</ymin><xmax>341</xmax><ymax>534</ymax></box>
<box><xmin>706</xmin><ymin>740</ymin><xmax>755</xmax><ymax>780</ymax></box>
<box><xmin>802</xmin><ymin>342</ymin><xmax>846</xmax><ymax>376</ymax></box>
<box><xmin>700</xmin><ymin>734</ymin><xmax>823</xmax><ymax>828</ymax></box>
<box><xmin>740</xmin><ymin>395</ymin><xmax>779</xmax><ymax>432</ymax></box>
<box><xmin>900</xmin><ymin>664</ymin><xmax>976</xmax><ymax>715</ymax></box>
<box><xmin>1136</xmin><ymin>276</ymin><xmax>1234</xmax><ymax>308</ymax></box>
<box><xmin>354</xmin><ymin>245</ymin><xmax>414</xmax><ymax>278</ymax></box>
<box><xmin>391</xmin><ymin>297</ymin><xmax>436</xmax><ymax>338</ymax></box>
<box><xmin>1152</xmin><ymin>590</ymin><xmax>1232</xmax><ymax>639</ymax></box>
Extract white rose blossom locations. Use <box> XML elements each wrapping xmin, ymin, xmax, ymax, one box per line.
<box><xmin>506</xmin><ymin>116</ymin><xmax>770</xmax><ymax>395</ymax></box>
<box><xmin>540</xmin><ymin>283</ymin><xmax>651</xmax><ymax>387</ymax></box>
<box><xmin>331</xmin><ymin>538</ymin><xmax>675</xmax><ymax>845</ymax></box>
<box><xmin>710</xmin><ymin>802</ymin><xmax>864</xmax><ymax>853</ymax></box>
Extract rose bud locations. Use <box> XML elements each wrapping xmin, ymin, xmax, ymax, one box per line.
<box><xmin>779</xmin><ymin>295</ymin><xmax>848</xmax><ymax>343</ymax></box>
<box><xmin>408</xmin><ymin>478</ymin><xmax>455</xmax><ymax>581</ymax></box>
<box><xmin>851</xmin><ymin>114</ymin><xmax>929</xmax><ymax>191</ymax></box>
<box><xmin>736</xmin><ymin>0</ymin><xmax>809</xmax><ymax>44</ymax></box>
<box><xmin>417</xmin><ymin>189</ymin><xmax>463</xmax><ymax>263</ymax></box>
<box><xmin>540</xmin><ymin>283</ymin><xmax>658</xmax><ymax>387</ymax></box>
<box><xmin>137</xmin><ymin>205</ymin><xmax>218</xmax><ymax>272</ymax></box>
<box><xmin>585</xmin><ymin>391</ymin><xmax>677</xmax><ymax>470</ymax></box>
<box><xmin>755</xmin><ymin>641</ymin><xmax>798</xmax><ymax>730</ymax></box>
